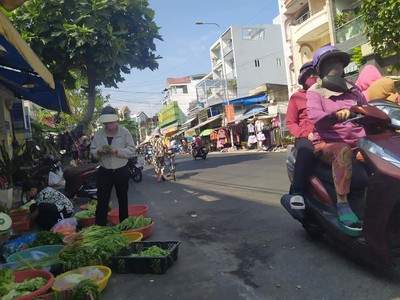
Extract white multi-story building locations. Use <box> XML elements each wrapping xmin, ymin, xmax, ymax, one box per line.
<box><xmin>196</xmin><ymin>24</ymin><xmax>287</xmax><ymax>108</ymax></box>
<box><xmin>163</xmin><ymin>74</ymin><xmax>205</xmax><ymax>117</ymax></box>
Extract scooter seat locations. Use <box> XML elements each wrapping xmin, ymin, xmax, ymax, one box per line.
<box><xmin>63</xmin><ymin>164</ymin><xmax>99</xmax><ymax>179</ymax></box>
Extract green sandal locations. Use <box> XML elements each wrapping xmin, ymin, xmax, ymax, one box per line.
<box><xmin>338</xmin><ymin>213</ymin><xmax>363</xmax><ymax>237</ymax></box>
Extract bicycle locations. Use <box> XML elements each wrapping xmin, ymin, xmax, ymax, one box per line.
<box><xmin>166</xmin><ymin>150</ymin><xmax>176</xmax><ymax>181</ymax></box>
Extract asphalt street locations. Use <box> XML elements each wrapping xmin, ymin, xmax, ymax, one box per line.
<box><xmin>89</xmin><ymin>150</ymin><xmax>400</xmax><ymax>300</ymax></box>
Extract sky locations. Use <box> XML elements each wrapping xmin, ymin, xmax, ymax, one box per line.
<box><xmin>102</xmin><ymin>0</ymin><xmax>280</xmax><ymax>117</ymax></box>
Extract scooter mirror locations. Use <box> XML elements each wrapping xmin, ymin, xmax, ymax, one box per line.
<box><xmin>322</xmin><ymin>75</ymin><xmax>351</xmax><ymax>93</ymax></box>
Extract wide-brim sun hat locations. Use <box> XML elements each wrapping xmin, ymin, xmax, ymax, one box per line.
<box><xmin>98</xmin><ymin>106</ymin><xmax>119</xmax><ymax>123</ymax></box>
<box><xmin>312</xmin><ymin>45</ymin><xmax>350</xmax><ymax>75</ymax></box>
<box><xmin>151</xmin><ymin>127</ymin><xmax>161</xmax><ymax>137</ymax></box>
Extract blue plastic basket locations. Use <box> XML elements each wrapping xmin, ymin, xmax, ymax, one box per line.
<box><xmin>6</xmin><ymin>244</ymin><xmax>64</xmax><ymax>272</ymax></box>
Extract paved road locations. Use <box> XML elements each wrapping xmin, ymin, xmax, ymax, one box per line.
<box><xmin>96</xmin><ymin>151</ymin><xmax>400</xmax><ymax>300</ymax></box>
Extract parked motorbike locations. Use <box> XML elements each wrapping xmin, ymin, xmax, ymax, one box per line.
<box><xmin>281</xmin><ymin>77</ymin><xmax>400</xmax><ymax>268</ymax></box>
<box><xmin>191</xmin><ymin>144</ymin><xmax>208</xmax><ymax>160</ymax></box>
<box><xmin>127</xmin><ymin>156</ymin><xmax>143</xmax><ymax>183</ymax></box>
<box><xmin>21</xmin><ymin>153</ymin><xmax>99</xmax><ymax>204</ymax></box>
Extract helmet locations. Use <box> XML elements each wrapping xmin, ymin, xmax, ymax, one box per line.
<box><xmin>297</xmin><ymin>61</ymin><xmax>315</xmax><ymax>86</ymax></box>
<box><xmin>312</xmin><ymin>45</ymin><xmax>350</xmax><ymax>75</ymax></box>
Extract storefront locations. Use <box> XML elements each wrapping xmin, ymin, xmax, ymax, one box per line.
<box><xmin>159</xmin><ymin>102</ymin><xmax>182</xmax><ymax>137</ymax></box>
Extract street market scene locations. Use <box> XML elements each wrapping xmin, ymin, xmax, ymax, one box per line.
<box><xmin>0</xmin><ymin>0</ymin><xmax>400</xmax><ymax>299</ymax></box>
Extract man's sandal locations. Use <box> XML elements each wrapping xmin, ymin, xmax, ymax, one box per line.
<box><xmin>338</xmin><ymin>213</ymin><xmax>363</xmax><ymax>237</ymax></box>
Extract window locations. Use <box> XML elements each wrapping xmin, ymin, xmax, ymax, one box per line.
<box><xmin>242</xmin><ymin>28</ymin><xmax>265</xmax><ymax>40</ymax></box>
<box><xmin>276</xmin><ymin>58</ymin><xmax>282</xmax><ymax>67</ymax></box>
<box><xmin>255</xmin><ymin>59</ymin><xmax>260</xmax><ymax>67</ymax></box>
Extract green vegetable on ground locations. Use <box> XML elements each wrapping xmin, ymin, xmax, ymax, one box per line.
<box><xmin>1</xmin><ymin>276</ymin><xmax>47</xmax><ymax>300</ymax></box>
<box><xmin>72</xmin><ymin>279</ymin><xmax>100</xmax><ymax>300</ymax></box>
<box><xmin>30</xmin><ymin>231</ymin><xmax>64</xmax><ymax>247</ymax></box>
<box><xmin>115</xmin><ymin>216</ymin><xmax>152</xmax><ymax>231</ymax></box>
<box><xmin>131</xmin><ymin>245</ymin><xmax>169</xmax><ymax>257</ymax></box>
<box><xmin>75</xmin><ymin>210</ymin><xmax>95</xmax><ymax>220</ymax></box>
<box><xmin>0</xmin><ymin>269</ymin><xmax>14</xmax><ymax>296</ymax></box>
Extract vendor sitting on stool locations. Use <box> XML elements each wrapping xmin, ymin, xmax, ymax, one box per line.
<box><xmin>22</xmin><ymin>180</ymin><xmax>74</xmax><ymax>230</ymax></box>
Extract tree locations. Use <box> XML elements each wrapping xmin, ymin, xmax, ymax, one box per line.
<box><xmin>361</xmin><ymin>0</ymin><xmax>400</xmax><ymax>66</ymax></box>
<box><xmin>9</xmin><ymin>0</ymin><xmax>162</xmax><ymax>128</ymax></box>
<box><xmin>35</xmin><ymin>72</ymin><xmax>110</xmax><ymax>134</ymax></box>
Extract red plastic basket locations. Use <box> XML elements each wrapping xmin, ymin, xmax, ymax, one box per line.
<box><xmin>77</xmin><ymin>216</ymin><xmax>96</xmax><ymax>227</ymax></box>
<box><xmin>108</xmin><ymin>205</ymin><xmax>148</xmax><ymax>225</ymax></box>
<box><xmin>13</xmin><ymin>269</ymin><xmax>55</xmax><ymax>300</ymax></box>
<box><xmin>122</xmin><ymin>221</ymin><xmax>154</xmax><ymax>239</ymax></box>
<box><xmin>11</xmin><ymin>219</ymin><xmax>31</xmax><ymax>231</ymax></box>
<box><xmin>9</xmin><ymin>210</ymin><xmax>30</xmax><ymax>222</ymax></box>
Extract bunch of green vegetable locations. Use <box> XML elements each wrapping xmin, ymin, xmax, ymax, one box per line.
<box><xmin>115</xmin><ymin>216</ymin><xmax>152</xmax><ymax>231</ymax></box>
<box><xmin>60</xmin><ymin>226</ymin><xmax>129</xmax><ymax>270</ymax></box>
<box><xmin>75</xmin><ymin>210</ymin><xmax>95</xmax><ymax>220</ymax></box>
<box><xmin>30</xmin><ymin>231</ymin><xmax>63</xmax><ymax>247</ymax></box>
<box><xmin>72</xmin><ymin>279</ymin><xmax>100</xmax><ymax>300</ymax></box>
<box><xmin>0</xmin><ymin>269</ymin><xmax>47</xmax><ymax>300</ymax></box>
<box><xmin>131</xmin><ymin>245</ymin><xmax>168</xmax><ymax>257</ymax></box>
<box><xmin>86</xmin><ymin>199</ymin><xmax>112</xmax><ymax>212</ymax></box>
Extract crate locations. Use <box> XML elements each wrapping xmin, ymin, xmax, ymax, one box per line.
<box><xmin>110</xmin><ymin>241</ymin><xmax>181</xmax><ymax>274</ymax></box>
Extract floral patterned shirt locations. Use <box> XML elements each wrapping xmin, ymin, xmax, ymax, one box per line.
<box><xmin>151</xmin><ymin>137</ymin><xmax>166</xmax><ymax>158</ymax></box>
<box><xmin>36</xmin><ymin>187</ymin><xmax>74</xmax><ymax>214</ymax></box>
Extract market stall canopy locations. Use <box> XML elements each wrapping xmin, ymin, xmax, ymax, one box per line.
<box><xmin>0</xmin><ymin>11</ymin><xmax>71</xmax><ymax>113</ymax></box>
<box><xmin>190</xmin><ymin>114</ymin><xmax>222</xmax><ymax>131</ymax></box>
<box><xmin>0</xmin><ymin>11</ymin><xmax>54</xmax><ymax>88</ymax></box>
<box><xmin>199</xmin><ymin>129</ymin><xmax>215</xmax><ymax>137</ymax></box>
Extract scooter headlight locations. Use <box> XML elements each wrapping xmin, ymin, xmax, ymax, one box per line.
<box><xmin>359</xmin><ymin>138</ymin><xmax>400</xmax><ymax>168</ymax></box>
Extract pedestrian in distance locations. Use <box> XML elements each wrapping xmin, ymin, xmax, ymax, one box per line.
<box><xmin>90</xmin><ymin>106</ymin><xmax>136</xmax><ymax>226</ymax></box>
<box><xmin>150</xmin><ymin>127</ymin><xmax>168</xmax><ymax>182</ymax></box>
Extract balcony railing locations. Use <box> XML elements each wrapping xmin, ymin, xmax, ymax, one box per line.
<box><xmin>292</xmin><ymin>5</ymin><xmax>325</xmax><ymax>26</ymax></box>
<box><xmin>335</xmin><ymin>15</ymin><xmax>365</xmax><ymax>44</ymax></box>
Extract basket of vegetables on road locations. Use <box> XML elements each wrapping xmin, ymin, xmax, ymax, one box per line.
<box><xmin>110</xmin><ymin>241</ymin><xmax>181</xmax><ymax>274</ymax></box>
<box><xmin>6</xmin><ymin>244</ymin><xmax>64</xmax><ymax>274</ymax></box>
<box><xmin>59</xmin><ymin>226</ymin><xmax>129</xmax><ymax>271</ymax></box>
<box><xmin>107</xmin><ymin>205</ymin><xmax>148</xmax><ymax>225</ymax></box>
<box><xmin>114</xmin><ymin>216</ymin><xmax>154</xmax><ymax>239</ymax></box>
<box><xmin>0</xmin><ymin>268</ymin><xmax>54</xmax><ymax>300</ymax></box>
<box><xmin>76</xmin><ymin>199</ymin><xmax>113</xmax><ymax>227</ymax></box>
<box><xmin>52</xmin><ymin>265</ymin><xmax>111</xmax><ymax>293</ymax></box>
<box><xmin>79</xmin><ymin>199</ymin><xmax>112</xmax><ymax>212</ymax></box>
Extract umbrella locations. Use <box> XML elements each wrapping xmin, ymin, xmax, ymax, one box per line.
<box><xmin>199</xmin><ymin>129</ymin><xmax>215</xmax><ymax>137</ymax></box>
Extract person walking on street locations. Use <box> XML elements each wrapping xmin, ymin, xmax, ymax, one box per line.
<box><xmin>150</xmin><ymin>127</ymin><xmax>167</xmax><ymax>182</ymax></box>
<box><xmin>285</xmin><ymin>61</ymin><xmax>318</xmax><ymax>213</ymax></box>
<box><xmin>90</xmin><ymin>106</ymin><xmax>136</xmax><ymax>226</ymax></box>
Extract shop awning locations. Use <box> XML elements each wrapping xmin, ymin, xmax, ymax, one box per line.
<box><xmin>223</xmin><ymin>94</ymin><xmax>267</xmax><ymax>107</ymax></box>
<box><xmin>182</xmin><ymin>116</ymin><xmax>196</xmax><ymax>126</ymax></box>
<box><xmin>161</xmin><ymin>121</ymin><xmax>180</xmax><ymax>136</ymax></box>
<box><xmin>0</xmin><ymin>11</ymin><xmax>54</xmax><ymax>88</ymax></box>
<box><xmin>0</xmin><ymin>11</ymin><xmax>71</xmax><ymax>113</ymax></box>
<box><xmin>190</xmin><ymin>114</ymin><xmax>222</xmax><ymax>131</ymax></box>
<box><xmin>243</xmin><ymin>105</ymin><xmax>267</xmax><ymax>117</ymax></box>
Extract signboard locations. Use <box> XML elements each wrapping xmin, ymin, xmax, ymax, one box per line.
<box><xmin>225</xmin><ymin>104</ymin><xmax>235</xmax><ymax>123</ymax></box>
<box><xmin>158</xmin><ymin>101</ymin><xmax>181</xmax><ymax>126</ymax></box>
<box><xmin>12</xmin><ymin>101</ymin><xmax>24</xmax><ymax>130</ymax></box>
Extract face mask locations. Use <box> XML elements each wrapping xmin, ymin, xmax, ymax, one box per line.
<box><xmin>304</xmin><ymin>77</ymin><xmax>317</xmax><ymax>89</ymax></box>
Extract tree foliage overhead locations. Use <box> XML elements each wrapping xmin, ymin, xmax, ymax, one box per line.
<box><xmin>9</xmin><ymin>0</ymin><xmax>162</xmax><ymax>126</ymax></box>
<box><xmin>361</xmin><ymin>0</ymin><xmax>400</xmax><ymax>58</ymax></box>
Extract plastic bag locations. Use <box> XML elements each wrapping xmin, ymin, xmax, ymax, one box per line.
<box><xmin>51</xmin><ymin>217</ymin><xmax>77</xmax><ymax>235</ymax></box>
<box><xmin>48</xmin><ymin>170</ymin><xmax>65</xmax><ymax>186</ymax></box>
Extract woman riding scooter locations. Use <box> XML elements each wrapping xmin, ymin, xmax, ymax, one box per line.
<box><xmin>307</xmin><ymin>45</ymin><xmax>367</xmax><ymax>236</ymax></box>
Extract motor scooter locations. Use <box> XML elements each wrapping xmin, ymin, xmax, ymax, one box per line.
<box><xmin>145</xmin><ymin>144</ymin><xmax>153</xmax><ymax>165</ymax></box>
<box><xmin>191</xmin><ymin>143</ymin><xmax>208</xmax><ymax>160</ymax></box>
<box><xmin>127</xmin><ymin>156</ymin><xmax>143</xmax><ymax>183</ymax></box>
<box><xmin>281</xmin><ymin>76</ymin><xmax>400</xmax><ymax>268</ymax></box>
<box><xmin>21</xmin><ymin>153</ymin><xmax>99</xmax><ymax>204</ymax></box>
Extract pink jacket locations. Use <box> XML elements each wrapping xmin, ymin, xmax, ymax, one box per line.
<box><xmin>355</xmin><ymin>65</ymin><xmax>382</xmax><ymax>101</ymax></box>
<box><xmin>286</xmin><ymin>89</ymin><xmax>314</xmax><ymax>138</ymax></box>
<box><xmin>307</xmin><ymin>80</ymin><xmax>367</xmax><ymax>149</ymax></box>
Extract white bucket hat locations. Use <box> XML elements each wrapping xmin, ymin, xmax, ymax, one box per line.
<box><xmin>98</xmin><ymin>106</ymin><xmax>119</xmax><ymax>123</ymax></box>
<box><xmin>152</xmin><ymin>127</ymin><xmax>161</xmax><ymax>137</ymax></box>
